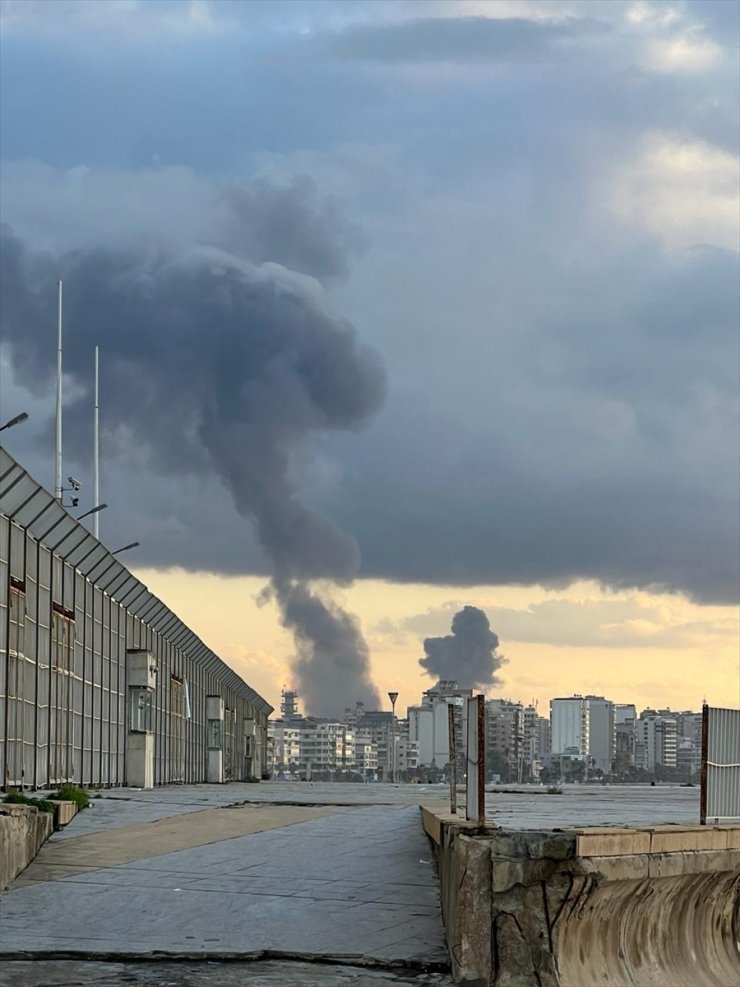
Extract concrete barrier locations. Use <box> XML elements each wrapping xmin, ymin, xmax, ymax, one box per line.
<box><xmin>421</xmin><ymin>807</ymin><xmax>740</xmax><ymax>987</ymax></box>
<box><xmin>0</xmin><ymin>804</ymin><xmax>54</xmax><ymax>892</ymax></box>
<box><xmin>47</xmin><ymin>799</ymin><xmax>79</xmax><ymax>830</ymax></box>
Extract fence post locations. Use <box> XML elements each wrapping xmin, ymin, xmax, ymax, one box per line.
<box><xmin>477</xmin><ymin>693</ymin><xmax>485</xmax><ymax>832</ymax></box>
<box><xmin>448</xmin><ymin>702</ymin><xmax>457</xmax><ymax>814</ymax></box>
<box><xmin>700</xmin><ymin>702</ymin><xmax>708</xmax><ymax>826</ymax></box>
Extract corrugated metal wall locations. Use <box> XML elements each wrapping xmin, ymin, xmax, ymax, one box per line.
<box><xmin>704</xmin><ymin>705</ymin><xmax>740</xmax><ymax>823</ymax></box>
<box><xmin>0</xmin><ymin>511</ymin><xmax>268</xmax><ymax>790</ymax></box>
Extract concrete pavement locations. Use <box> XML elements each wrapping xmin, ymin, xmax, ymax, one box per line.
<box><xmin>0</xmin><ymin>790</ymin><xmax>449</xmax><ymax>974</ymax></box>
<box><xmin>484</xmin><ymin>782</ymin><xmax>700</xmax><ymax>828</ymax></box>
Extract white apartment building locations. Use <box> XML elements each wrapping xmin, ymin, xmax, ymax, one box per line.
<box><xmin>354</xmin><ymin>734</ymin><xmax>379</xmax><ymax>777</ymax></box>
<box><xmin>299</xmin><ymin>720</ymin><xmax>356</xmax><ymax>778</ymax></box>
<box><xmin>550</xmin><ymin>696</ymin><xmax>590</xmax><ymax>759</ymax></box>
<box><xmin>269</xmin><ymin>720</ymin><xmax>302</xmax><ymax>771</ymax></box>
<box><xmin>395</xmin><ymin>732</ymin><xmax>420</xmax><ymax>774</ymax></box>
<box><xmin>637</xmin><ymin>710</ymin><xmax>678</xmax><ymax>770</ymax></box>
<box><xmin>408</xmin><ymin>681</ymin><xmax>472</xmax><ymax>767</ymax></box>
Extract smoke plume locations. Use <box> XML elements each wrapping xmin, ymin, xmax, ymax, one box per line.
<box><xmin>419</xmin><ymin>605</ymin><xmax>504</xmax><ymax>689</ymax></box>
<box><xmin>0</xmin><ymin>183</ymin><xmax>384</xmax><ymax>716</ymax></box>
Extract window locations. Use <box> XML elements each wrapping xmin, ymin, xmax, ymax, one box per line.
<box><xmin>9</xmin><ymin>587</ymin><xmax>25</xmax><ymax>658</ymax></box>
<box><xmin>207</xmin><ymin>719</ymin><xmax>223</xmax><ymax>750</ymax></box>
<box><xmin>51</xmin><ymin>606</ymin><xmax>75</xmax><ymax>672</ymax></box>
<box><xmin>129</xmin><ymin>687</ymin><xmax>154</xmax><ymax>733</ymax></box>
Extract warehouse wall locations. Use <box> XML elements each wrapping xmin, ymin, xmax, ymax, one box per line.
<box><xmin>0</xmin><ymin>512</ymin><xmax>268</xmax><ymax>790</ymax></box>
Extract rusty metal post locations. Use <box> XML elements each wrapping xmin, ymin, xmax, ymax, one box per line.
<box><xmin>700</xmin><ymin>702</ymin><xmax>708</xmax><ymax>826</ymax></box>
<box><xmin>448</xmin><ymin>702</ymin><xmax>457</xmax><ymax>814</ymax></box>
<box><xmin>477</xmin><ymin>693</ymin><xmax>486</xmax><ymax>831</ymax></box>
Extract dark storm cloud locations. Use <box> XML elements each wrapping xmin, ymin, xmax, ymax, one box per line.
<box><xmin>324</xmin><ymin>15</ymin><xmax>607</xmax><ymax>64</ymax></box>
<box><xmin>419</xmin><ymin>606</ymin><xmax>504</xmax><ymax>689</ymax></box>
<box><xmin>1</xmin><ymin>0</ymin><xmax>738</xmax><ymax>613</ymax></box>
<box><xmin>0</xmin><ymin>219</ymin><xmax>385</xmax><ymax>717</ymax></box>
<box><xmin>219</xmin><ymin>178</ymin><xmax>363</xmax><ymax>281</ymax></box>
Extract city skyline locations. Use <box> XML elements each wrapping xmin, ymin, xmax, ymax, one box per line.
<box><xmin>268</xmin><ymin>677</ymin><xmax>706</xmax><ymax>784</ymax></box>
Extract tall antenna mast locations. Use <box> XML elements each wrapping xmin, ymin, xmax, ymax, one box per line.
<box><xmin>55</xmin><ymin>279</ymin><xmax>63</xmax><ymax>500</ymax></box>
<box><xmin>93</xmin><ymin>345</ymin><xmax>100</xmax><ymax>538</ymax></box>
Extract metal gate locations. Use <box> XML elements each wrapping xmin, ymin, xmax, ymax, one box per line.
<box><xmin>169</xmin><ymin>677</ymin><xmax>185</xmax><ymax>783</ymax></box>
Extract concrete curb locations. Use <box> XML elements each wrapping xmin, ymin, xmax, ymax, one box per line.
<box><xmin>0</xmin><ymin>805</ymin><xmax>54</xmax><ymax>892</ymax></box>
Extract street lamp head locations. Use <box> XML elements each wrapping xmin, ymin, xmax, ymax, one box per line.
<box><xmin>0</xmin><ymin>411</ymin><xmax>30</xmax><ymax>432</ymax></box>
<box><xmin>112</xmin><ymin>541</ymin><xmax>140</xmax><ymax>556</ymax></box>
<box><xmin>76</xmin><ymin>503</ymin><xmax>108</xmax><ymax>522</ymax></box>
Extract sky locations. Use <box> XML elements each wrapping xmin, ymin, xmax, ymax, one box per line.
<box><xmin>0</xmin><ymin>0</ymin><xmax>738</xmax><ymax>717</ymax></box>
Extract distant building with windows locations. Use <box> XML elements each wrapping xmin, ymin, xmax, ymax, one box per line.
<box><xmin>637</xmin><ymin>709</ymin><xmax>678</xmax><ymax>770</ymax></box>
<box><xmin>408</xmin><ymin>681</ymin><xmax>472</xmax><ymax>768</ymax></box>
<box><xmin>550</xmin><ymin>696</ymin><xmax>590</xmax><ymax>760</ymax></box>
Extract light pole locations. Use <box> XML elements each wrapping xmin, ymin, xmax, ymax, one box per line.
<box><xmin>388</xmin><ymin>691</ymin><xmax>398</xmax><ymax>784</ymax></box>
<box><xmin>0</xmin><ymin>412</ymin><xmax>29</xmax><ymax>432</ymax></box>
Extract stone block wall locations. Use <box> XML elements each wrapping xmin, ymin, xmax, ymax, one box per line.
<box><xmin>421</xmin><ymin>808</ymin><xmax>740</xmax><ymax>987</ymax></box>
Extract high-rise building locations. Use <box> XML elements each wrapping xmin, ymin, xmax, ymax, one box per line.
<box><xmin>637</xmin><ymin>710</ymin><xmax>678</xmax><ymax>770</ymax></box>
<box><xmin>537</xmin><ymin>716</ymin><xmax>551</xmax><ymax>758</ymax></box>
<box><xmin>354</xmin><ymin>734</ymin><xmax>379</xmax><ymax>778</ymax></box>
<box><xmin>486</xmin><ymin>698</ymin><xmax>524</xmax><ymax>780</ymax></box>
<box><xmin>677</xmin><ymin>739</ymin><xmax>701</xmax><ymax>775</ymax></box>
<box><xmin>408</xmin><ymin>681</ymin><xmax>472</xmax><ymax>768</ymax></box>
<box><xmin>521</xmin><ymin>705</ymin><xmax>540</xmax><ymax>779</ymax></box>
<box><xmin>615</xmin><ymin>704</ymin><xmax>637</xmax><ymax>772</ymax></box>
<box><xmin>584</xmin><ymin>696</ymin><xmax>616</xmax><ymax>774</ymax></box>
<box><xmin>356</xmin><ymin>710</ymin><xmax>395</xmax><ymax>779</ymax></box>
<box><xmin>550</xmin><ymin>697</ymin><xmax>590</xmax><ymax>759</ymax></box>
<box><xmin>268</xmin><ymin>720</ymin><xmax>302</xmax><ymax>772</ymax></box>
<box><xmin>675</xmin><ymin>710</ymin><xmax>702</xmax><ymax>746</ymax></box>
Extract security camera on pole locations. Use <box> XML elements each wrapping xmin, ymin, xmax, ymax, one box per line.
<box><xmin>61</xmin><ymin>475</ymin><xmax>82</xmax><ymax>509</ymax></box>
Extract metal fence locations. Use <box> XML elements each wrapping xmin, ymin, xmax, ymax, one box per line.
<box><xmin>701</xmin><ymin>704</ymin><xmax>740</xmax><ymax>824</ymax></box>
<box><xmin>1</xmin><ymin>448</ymin><xmax>272</xmax><ymax>791</ymax></box>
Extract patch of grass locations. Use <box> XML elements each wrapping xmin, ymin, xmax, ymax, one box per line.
<box><xmin>4</xmin><ymin>792</ymin><xmax>55</xmax><ymax>813</ymax></box>
<box><xmin>50</xmin><ymin>784</ymin><xmax>90</xmax><ymax>810</ymax></box>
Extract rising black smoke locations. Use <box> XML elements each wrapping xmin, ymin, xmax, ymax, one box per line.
<box><xmin>419</xmin><ymin>605</ymin><xmax>504</xmax><ymax>689</ymax></box>
<box><xmin>0</xmin><ymin>183</ymin><xmax>384</xmax><ymax>716</ymax></box>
